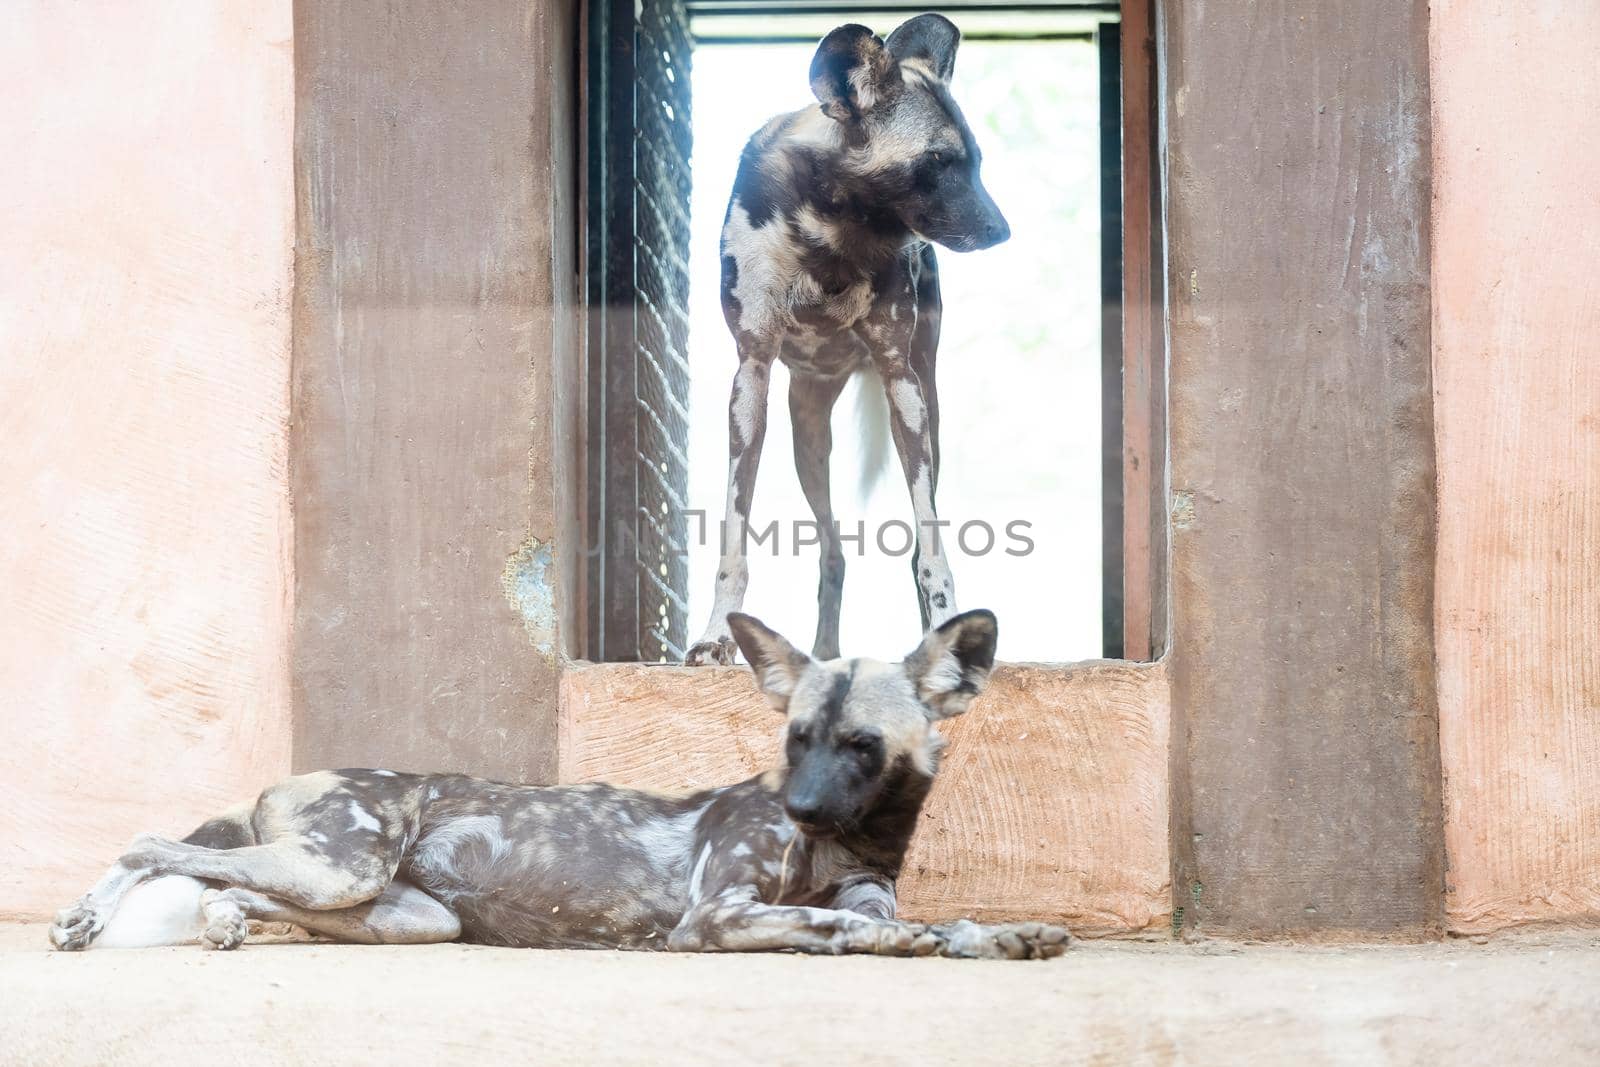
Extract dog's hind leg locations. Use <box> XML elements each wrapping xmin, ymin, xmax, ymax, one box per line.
<box><xmin>51</xmin><ymin>772</ymin><xmax>422</xmax><ymax>951</ymax></box>
<box><xmin>117</xmin><ymin>803</ymin><xmax>411</xmax><ymax>915</ymax></box>
<box><xmin>52</xmin><ymin>835</ymin><xmax>392</xmax><ymax>952</ymax></box>
<box><xmin>199</xmin><ymin>880</ymin><xmax>460</xmax><ymax>948</ymax></box>
<box><xmin>89</xmin><ymin>876</ymin><xmax>210</xmax><ymax>949</ymax></box>
<box><xmin>686</xmin><ymin>346</ymin><xmax>776</xmax><ymax>665</ymax></box>
<box><xmin>49</xmin><ymin>805</ymin><xmax>257</xmax><ymax>950</ymax></box>
<box><xmin>788</xmin><ymin>371</ymin><xmax>850</xmax><ymax>659</ymax></box>
<box><xmin>50</xmin><ymin>858</ymin><xmax>169</xmax><ymax>950</ymax></box>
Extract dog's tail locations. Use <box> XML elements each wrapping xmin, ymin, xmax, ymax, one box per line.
<box><xmin>850</xmin><ymin>363</ymin><xmax>893</xmax><ymax>502</ymax></box>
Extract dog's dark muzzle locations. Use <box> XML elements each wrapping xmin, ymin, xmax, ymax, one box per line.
<box><xmin>933</xmin><ymin>186</ymin><xmax>1010</xmax><ymax>253</ymax></box>
<box><xmin>949</xmin><ymin>213</ymin><xmax>1010</xmax><ymax>252</ymax></box>
<box><xmin>783</xmin><ymin>755</ymin><xmax>864</xmax><ymax>835</ymax></box>
<box><xmin>784</xmin><ymin>793</ymin><xmax>853</xmax><ymax>836</ymax></box>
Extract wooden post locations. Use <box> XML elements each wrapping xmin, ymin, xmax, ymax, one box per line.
<box><xmin>1162</xmin><ymin>0</ymin><xmax>1444</xmax><ymax>936</ymax></box>
<box><xmin>290</xmin><ymin>2</ymin><xmax>581</xmax><ymax>781</ymax></box>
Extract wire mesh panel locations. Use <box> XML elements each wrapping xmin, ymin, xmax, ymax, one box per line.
<box><xmin>588</xmin><ymin>0</ymin><xmax>693</xmax><ymax>662</ymax></box>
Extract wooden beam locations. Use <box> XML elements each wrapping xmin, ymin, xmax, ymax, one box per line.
<box><xmin>1162</xmin><ymin>0</ymin><xmax>1443</xmax><ymax>936</ymax></box>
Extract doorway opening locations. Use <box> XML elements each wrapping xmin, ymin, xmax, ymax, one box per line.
<box><xmin>583</xmin><ymin>1</ymin><xmax>1160</xmax><ymax>664</ymax></box>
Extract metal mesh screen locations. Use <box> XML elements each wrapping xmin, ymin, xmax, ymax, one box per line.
<box><xmin>588</xmin><ymin>0</ymin><xmax>693</xmax><ymax>662</ymax></box>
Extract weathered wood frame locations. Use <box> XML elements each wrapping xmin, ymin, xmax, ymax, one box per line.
<box><xmin>1118</xmin><ymin>0</ymin><xmax>1165</xmax><ymax>663</ymax></box>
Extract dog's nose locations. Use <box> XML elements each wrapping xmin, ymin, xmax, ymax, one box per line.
<box><xmin>785</xmin><ymin>799</ymin><xmax>823</xmax><ymax>826</ymax></box>
<box><xmin>981</xmin><ymin>216</ymin><xmax>1010</xmax><ymax>247</ymax></box>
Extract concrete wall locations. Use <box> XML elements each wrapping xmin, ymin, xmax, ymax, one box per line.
<box><xmin>1432</xmin><ymin>2</ymin><xmax>1600</xmax><ymax>933</ymax></box>
<box><xmin>0</xmin><ymin>3</ymin><xmax>295</xmax><ymax>917</ymax></box>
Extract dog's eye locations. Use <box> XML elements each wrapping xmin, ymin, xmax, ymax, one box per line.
<box><xmin>846</xmin><ymin>732</ymin><xmax>880</xmax><ymax>753</ymax></box>
<box><xmin>789</xmin><ymin>726</ymin><xmax>810</xmax><ymax>745</ymax></box>
<box><xmin>929</xmin><ymin>150</ymin><xmax>946</xmax><ymax>165</ymax></box>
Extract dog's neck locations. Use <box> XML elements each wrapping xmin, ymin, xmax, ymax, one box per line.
<box><xmin>785</xmin><ymin>147</ymin><xmax>921</xmax><ymax>280</ymax></box>
<box><xmin>793</xmin><ymin>760</ymin><xmax>936</xmax><ymax>880</ymax></box>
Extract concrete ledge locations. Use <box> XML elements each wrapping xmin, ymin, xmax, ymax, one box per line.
<box><xmin>5</xmin><ymin>925</ymin><xmax>1598</xmax><ymax>1065</ymax></box>
<box><xmin>559</xmin><ymin>660</ymin><xmax>1171</xmax><ymax>934</ymax></box>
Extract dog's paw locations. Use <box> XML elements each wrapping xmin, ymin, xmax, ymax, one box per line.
<box><xmin>844</xmin><ymin>921</ymin><xmax>944</xmax><ymax>957</ymax></box>
<box><xmin>199</xmin><ymin>891</ymin><xmax>248</xmax><ymax>951</ymax></box>
<box><xmin>992</xmin><ymin>921</ymin><xmax>1072</xmax><ymax>959</ymax></box>
<box><xmin>683</xmin><ymin>637</ymin><xmax>738</xmax><ymax>666</ymax></box>
<box><xmin>200</xmin><ymin>914</ymin><xmax>247</xmax><ymax>951</ymax></box>
<box><xmin>935</xmin><ymin>919</ymin><xmax>1072</xmax><ymax>960</ymax></box>
<box><xmin>49</xmin><ymin>900</ymin><xmax>105</xmax><ymax>951</ymax></box>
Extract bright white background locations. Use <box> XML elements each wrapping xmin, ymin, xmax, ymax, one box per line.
<box><xmin>685</xmin><ymin>40</ymin><xmax>1103</xmax><ymax>663</ymax></box>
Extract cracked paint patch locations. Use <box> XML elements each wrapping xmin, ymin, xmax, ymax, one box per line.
<box><xmin>1171</xmin><ymin>491</ymin><xmax>1197</xmax><ymax>530</ymax></box>
<box><xmin>502</xmin><ymin>536</ymin><xmax>556</xmax><ymax>655</ymax></box>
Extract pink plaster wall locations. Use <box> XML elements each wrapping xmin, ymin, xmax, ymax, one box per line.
<box><xmin>1433</xmin><ymin>2</ymin><xmax>1600</xmax><ymax>932</ymax></box>
<box><xmin>0</xmin><ymin>3</ymin><xmax>295</xmax><ymax>917</ymax></box>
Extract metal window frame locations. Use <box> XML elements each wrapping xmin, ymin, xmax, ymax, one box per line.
<box><xmin>584</xmin><ymin>0</ymin><xmax>695</xmax><ymax>663</ymax></box>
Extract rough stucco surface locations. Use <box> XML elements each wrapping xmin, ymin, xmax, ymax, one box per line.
<box><xmin>1432</xmin><ymin>2</ymin><xmax>1600</xmax><ymax>933</ymax></box>
<box><xmin>0</xmin><ymin>4</ymin><xmax>295</xmax><ymax>917</ymax></box>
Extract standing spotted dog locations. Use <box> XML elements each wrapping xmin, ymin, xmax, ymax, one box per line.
<box><xmin>49</xmin><ymin>609</ymin><xmax>1069</xmax><ymax>959</ymax></box>
<box><xmin>685</xmin><ymin>14</ymin><xmax>1010</xmax><ymax>666</ymax></box>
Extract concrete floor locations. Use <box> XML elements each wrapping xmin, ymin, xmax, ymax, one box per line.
<box><xmin>3</xmin><ymin>924</ymin><xmax>1598</xmax><ymax>1066</ymax></box>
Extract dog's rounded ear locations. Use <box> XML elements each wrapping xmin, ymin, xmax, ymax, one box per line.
<box><xmin>728</xmin><ymin>613</ymin><xmax>814</xmax><ymax>712</ymax></box>
<box><xmin>810</xmin><ymin>24</ymin><xmax>898</xmax><ymax>123</ymax></box>
<box><xmin>903</xmin><ymin>609</ymin><xmax>998</xmax><ymax>720</ymax></box>
<box><xmin>886</xmin><ymin>13</ymin><xmax>961</xmax><ymax>83</ymax></box>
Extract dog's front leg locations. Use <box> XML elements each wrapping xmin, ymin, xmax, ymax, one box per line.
<box><xmin>686</xmin><ymin>345</ymin><xmax>776</xmax><ymax>665</ymax></box>
<box><xmin>864</xmin><ymin>286</ymin><xmax>957</xmax><ymax>630</ymax></box>
<box><xmin>929</xmin><ymin>919</ymin><xmax>1073</xmax><ymax>960</ymax></box>
<box><xmin>668</xmin><ymin>886</ymin><xmax>940</xmax><ymax>956</ymax></box>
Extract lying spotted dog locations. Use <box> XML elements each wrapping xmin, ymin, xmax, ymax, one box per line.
<box><xmin>685</xmin><ymin>14</ymin><xmax>1011</xmax><ymax>665</ymax></box>
<box><xmin>50</xmin><ymin>609</ymin><xmax>1069</xmax><ymax>959</ymax></box>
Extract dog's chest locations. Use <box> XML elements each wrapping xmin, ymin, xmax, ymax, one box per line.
<box><xmin>778</xmin><ymin>325</ymin><xmax>869</xmax><ymax>377</ymax></box>
<box><xmin>723</xmin><ymin>203</ymin><xmax>883</xmax><ymax>338</ymax></box>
